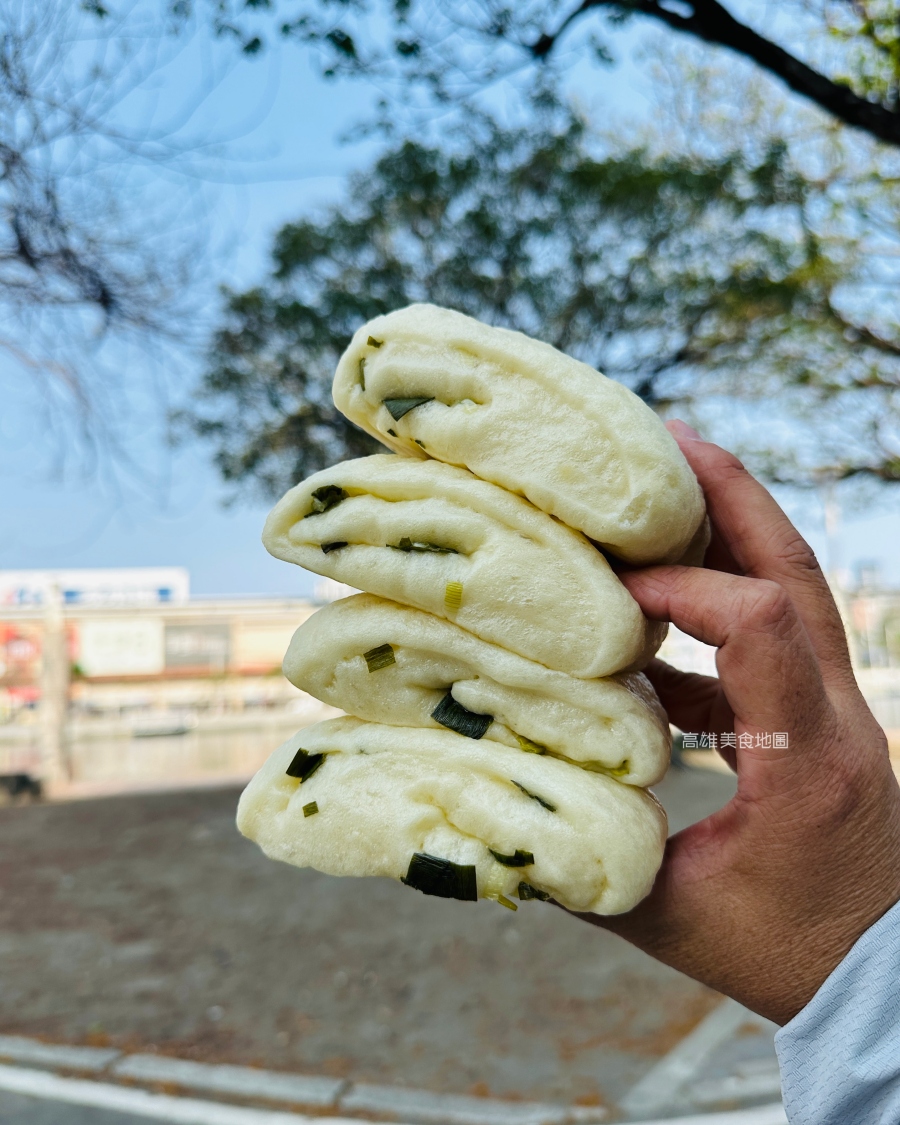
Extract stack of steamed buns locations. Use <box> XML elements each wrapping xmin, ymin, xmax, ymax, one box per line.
<box><xmin>237</xmin><ymin>304</ymin><xmax>708</xmax><ymax>916</ymax></box>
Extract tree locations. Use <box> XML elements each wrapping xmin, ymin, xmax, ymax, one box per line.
<box><xmin>0</xmin><ymin>0</ymin><xmax>213</xmax><ymax>455</ymax></box>
<box><xmin>186</xmin><ymin>107</ymin><xmax>900</xmax><ymax>500</ymax></box>
<box><xmin>182</xmin><ymin>1</ymin><xmax>900</xmax><ymax>148</ymax></box>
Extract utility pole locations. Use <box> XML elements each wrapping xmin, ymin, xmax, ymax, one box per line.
<box><xmin>39</xmin><ymin>584</ymin><xmax>70</xmax><ymax>789</ymax></box>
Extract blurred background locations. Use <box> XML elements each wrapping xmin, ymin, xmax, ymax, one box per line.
<box><xmin>1</xmin><ymin>1</ymin><xmax>899</xmax><ymax>1122</ymax></box>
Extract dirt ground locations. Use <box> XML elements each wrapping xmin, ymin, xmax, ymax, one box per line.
<box><xmin>0</xmin><ymin>766</ymin><xmax>737</xmax><ymax>1113</ymax></box>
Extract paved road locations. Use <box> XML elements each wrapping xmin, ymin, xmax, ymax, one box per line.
<box><xmin>0</xmin><ymin>766</ymin><xmax>739</xmax><ymax>1118</ymax></box>
<box><xmin>0</xmin><ymin>1089</ymin><xmax>142</xmax><ymax>1124</ymax></box>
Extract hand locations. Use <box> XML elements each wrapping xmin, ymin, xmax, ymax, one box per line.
<box><xmin>574</xmin><ymin>420</ymin><xmax>900</xmax><ymax>1025</ymax></box>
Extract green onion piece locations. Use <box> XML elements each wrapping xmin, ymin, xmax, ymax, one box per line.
<box><xmin>401</xmin><ymin>853</ymin><xmax>477</xmax><ymax>901</ymax></box>
<box><xmin>358</xmin><ymin>357</ymin><xmax>366</xmax><ymax>389</ymax></box>
<box><xmin>495</xmin><ymin>894</ymin><xmax>518</xmax><ymax>911</ymax></box>
<box><xmin>444</xmin><ymin>581</ymin><xmax>463</xmax><ymax>611</ymax></box>
<box><xmin>367</xmin><ymin>336</ymin><xmax>383</xmax><ymax>348</ymax></box>
<box><xmin>414</xmin><ymin>438</ymin><xmax>427</xmax><ymax>449</ymax></box>
<box><xmin>364</xmin><ymin>643</ymin><xmax>396</xmax><ymax>673</ymax></box>
<box><xmin>517</xmin><ymin>882</ymin><xmax>551</xmax><ymax>902</ymax></box>
<box><xmin>431</xmin><ymin>692</ymin><xmax>492</xmax><ymax>739</ymax></box>
<box><xmin>489</xmin><ymin>848</ymin><xmax>534</xmax><ymax>868</ymax></box>
<box><xmin>387</xmin><ymin>428</ymin><xmax>398</xmax><ymax>437</ymax></box>
<box><xmin>383</xmin><ymin>396</ymin><xmax>433</xmax><ymax>421</ymax></box>
<box><xmin>511</xmin><ymin>780</ymin><xmax>557</xmax><ymax>812</ymax></box>
<box><xmin>285</xmin><ymin>748</ymin><xmax>326</xmax><ymax>782</ymax></box>
<box><xmin>388</xmin><ymin>537</ymin><xmax>457</xmax><ymax>554</ymax></box>
<box><xmin>303</xmin><ymin>801</ymin><xmax>319</xmax><ymax>817</ymax></box>
<box><xmin>514</xmin><ymin>734</ymin><xmax>548</xmax><ymax>755</ymax></box>
<box><xmin>321</xmin><ymin>541</ymin><xmax>348</xmax><ymax>554</ymax></box>
<box><xmin>307</xmin><ymin>484</ymin><xmax>348</xmax><ymax>517</ymax></box>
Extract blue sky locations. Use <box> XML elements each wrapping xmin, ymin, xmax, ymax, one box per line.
<box><xmin>0</xmin><ymin>8</ymin><xmax>898</xmax><ymax>596</ymax></box>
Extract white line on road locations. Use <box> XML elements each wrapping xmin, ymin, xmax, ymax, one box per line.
<box><xmin>0</xmin><ymin>1060</ymin><xmax>788</xmax><ymax>1125</ymax></box>
<box><xmin>636</xmin><ymin>1109</ymin><xmax>786</xmax><ymax>1125</ymax></box>
<box><xmin>618</xmin><ymin>999</ymin><xmax>778</xmax><ymax>1119</ymax></box>
<box><xmin>0</xmin><ymin>1063</ymin><xmax>389</xmax><ymax>1125</ymax></box>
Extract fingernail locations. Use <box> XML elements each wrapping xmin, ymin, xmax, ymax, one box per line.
<box><xmin>667</xmin><ymin>419</ymin><xmax>703</xmax><ymax>441</ymax></box>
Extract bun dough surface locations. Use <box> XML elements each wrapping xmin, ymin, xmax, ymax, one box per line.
<box><xmin>284</xmin><ymin>593</ymin><xmax>670</xmax><ymax>786</ymax></box>
<box><xmin>236</xmin><ymin>716</ymin><xmax>668</xmax><ymax>915</ymax></box>
<box><xmin>333</xmin><ymin>303</ymin><xmax>708</xmax><ymax>565</ymax></box>
<box><xmin>262</xmin><ymin>455</ymin><xmax>665</xmax><ymax>678</ymax></box>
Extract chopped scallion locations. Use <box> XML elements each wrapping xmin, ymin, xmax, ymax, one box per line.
<box><xmin>387</xmin><ymin>428</ymin><xmax>398</xmax><ymax>437</ymax></box>
<box><xmin>489</xmin><ymin>848</ymin><xmax>534</xmax><ymax>868</ymax></box>
<box><xmin>303</xmin><ymin>801</ymin><xmax>319</xmax><ymax>817</ymax></box>
<box><xmin>389</xmin><ymin>537</ymin><xmax>457</xmax><ymax>554</ymax></box>
<box><xmin>495</xmin><ymin>895</ymin><xmax>518</xmax><ymax>911</ymax></box>
<box><xmin>307</xmin><ymin>484</ymin><xmax>348</xmax><ymax>517</ymax></box>
<box><xmin>367</xmin><ymin>336</ymin><xmax>383</xmax><ymax>348</ymax></box>
<box><xmin>414</xmin><ymin>438</ymin><xmax>427</xmax><ymax>449</ymax></box>
<box><xmin>364</xmin><ymin>643</ymin><xmax>396</xmax><ymax>672</ymax></box>
<box><xmin>401</xmin><ymin>853</ymin><xmax>477</xmax><ymax>901</ymax></box>
<box><xmin>285</xmin><ymin>748</ymin><xmax>326</xmax><ymax>782</ymax></box>
<box><xmin>511</xmin><ymin>780</ymin><xmax>556</xmax><ymax>812</ymax></box>
<box><xmin>321</xmin><ymin>541</ymin><xmax>349</xmax><ymax>554</ymax></box>
<box><xmin>383</xmin><ymin>396</ymin><xmax>433</xmax><ymax>421</ymax></box>
<box><xmin>444</xmin><ymin>581</ymin><xmax>463</xmax><ymax>611</ymax></box>
<box><xmin>358</xmin><ymin>357</ymin><xmax>366</xmax><ymax>389</ymax></box>
<box><xmin>431</xmin><ymin>692</ymin><xmax>492</xmax><ymax>739</ymax></box>
<box><xmin>517</xmin><ymin>882</ymin><xmax>550</xmax><ymax>902</ymax></box>
<box><xmin>514</xmin><ymin>734</ymin><xmax>548</xmax><ymax>755</ymax></box>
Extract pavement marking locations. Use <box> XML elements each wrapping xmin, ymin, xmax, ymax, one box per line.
<box><xmin>0</xmin><ymin>1063</ymin><xmax>377</xmax><ymax>1125</ymax></box>
<box><xmin>636</xmin><ymin>1109</ymin><xmax>786</xmax><ymax>1125</ymax></box>
<box><xmin>0</xmin><ymin>1032</ymin><xmax>605</xmax><ymax>1125</ymax></box>
<box><xmin>618</xmin><ymin>999</ymin><xmax>778</xmax><ymax>1119</ymax></box>
<box><xmin>340</xmin><ymin>1082</ymin><xmax>604</xmax><ymax>1125</ymax></box>
<box><xmin>111</xmin><ymin>1055</ymin><xmax>348</xmax><ymax>1108</ymax></box>
<box><xmin>0</xmin><ymin>1035</ymin><xmax>122</xmax><ymax>1072</ymax></box>
<box><xmin>0</xmin><ymin>1029</ymin><xmax>785</xmax><ymax>1125</ymax></box>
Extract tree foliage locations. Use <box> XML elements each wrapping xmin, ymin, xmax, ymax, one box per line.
<box><xmin>176</xmin><ymin>0</ymin><xmax>900</xmax><ymax>147</ymax></box>
<box><xmin>187</xmin><ymin>109</ymin><xmax>900</xmax><ymax>499</ymax></box>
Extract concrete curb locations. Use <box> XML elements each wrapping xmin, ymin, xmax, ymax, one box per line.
<box><xmin>0</xmin><ymin>1034</ymin><xmax>605</xmax><ymax>1125</ymax></box>
<box><xmin>0</xmin><ymin>1035</ymin><xmax>121</xmax><ymax>1073</ymax></box>
<box><xmin>112</xmin><ymin>1055</ymin><xmax>348</xmax><ymax>1109</ymax></box>
<box><xmin>0</xmin><ymin>1032</ymin><xmax>785</xmax><ymax>1125</ymax></box>
<box><xmin>0</xmin><ymin>1063</ymin><xmax>354</xmax><ymax>1125</ymax></box>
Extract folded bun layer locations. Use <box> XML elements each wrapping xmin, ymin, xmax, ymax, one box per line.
<box><xmin>236</xmin><ymin>717</ymin><xmax>667</xmax><ymax>915</ymax></box>
<box><xmin>284</xmin><ymin>593</ymin><xmax>670</xmax><ymax>787</ymax></box>
<box><xmin>333</xmin><ymin>304</ymin><xmax>708</xmax><ymax>566</ymax></box>
<box><xmin>262</xmin><ymin>455</ymin><xmax>665</xmax><ymax>678</ymax></box>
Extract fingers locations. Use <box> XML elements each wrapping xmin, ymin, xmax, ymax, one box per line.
<box><xmin>666</xmin><ymin>423</ymin><xmax>852</xmax><ymax>684</ymax></box>
<box><xmin>621</xmin><ymin>565</ymin><xmax>831</xmax><ymax>745</ymax></box>
<box><xmin>643</xmin><ymin>658</ymin><xmax>734</xmax><ymax>736</ymax></box>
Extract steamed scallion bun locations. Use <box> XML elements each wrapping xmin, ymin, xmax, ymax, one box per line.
<box><xmin>237</xmin><ymin>717</ymin><xmax>667</xmax><ymax>916</ymax></box>
<box><xmin>262</xmin><ymin>455</ymin><xmax>665</xmax><ymax>679</ymax></box>
<box><xmin>332</xmin><ymin>303</ymin><xmax>708</xmax><ymax>566</ymax></box>
<box><xmin>283</xmin><ymin>593</ymin><xmax>670</xmax><ymax>787</ymax></box>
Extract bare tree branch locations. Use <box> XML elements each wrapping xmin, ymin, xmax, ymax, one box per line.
<box><xmin>530</xmin><ymin>0</ymin><xmax>900</xmax><ymax>146</ymax></box>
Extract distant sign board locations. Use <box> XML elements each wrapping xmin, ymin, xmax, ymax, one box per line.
<box><xmin>78</xmin><ymin>619</ymin><xmax>165</xmax><ymax>678</ymax></box>
<box><xmin>164</xmin><ymin>623</ymin><xmax>230</xmax><ymax>672</ymax></box>
<box><xmin>0</xmin><ymin>568</ymin><xmax>189</xmax><ymax>608</ymax></box>
<box><xmin>0</xmin><ymin>622</ymin><xmax>42</xmax><ymax>686</ymax></box>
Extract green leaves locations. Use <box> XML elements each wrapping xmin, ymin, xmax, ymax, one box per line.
<box><xmin>189</xmin><ymin>106</ymin><xmax>900</xmax><ymax>494</ymax></box>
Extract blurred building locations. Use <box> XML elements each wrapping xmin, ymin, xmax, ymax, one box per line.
<box><xmin>0</xmin><ymin>568</ymin><xmax>334</xmax><ymax>796</ymax></box>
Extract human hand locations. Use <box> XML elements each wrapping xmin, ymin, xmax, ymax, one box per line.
<box><xmin>574</xmin><ymin>421</ymin><xmax>900</xmax><ymax>1025</ymax></box>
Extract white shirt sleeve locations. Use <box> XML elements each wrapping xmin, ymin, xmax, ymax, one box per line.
<box><xmin>775</xmin><ymin>896</ymin><xmax>900</xmax><ymax>1124</ymax></box>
